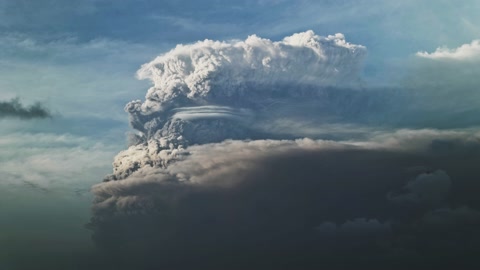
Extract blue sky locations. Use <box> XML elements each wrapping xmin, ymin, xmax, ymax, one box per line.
<box><xmin>2</xmin><ymin>1</ymin><xmax>480</xmax><ymax>268</ymax></box>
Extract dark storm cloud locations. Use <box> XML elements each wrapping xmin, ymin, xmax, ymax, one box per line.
<box><xmin>0</xmin><ymin>98</ymin><xmax>51</xmax><ymax>119</ymax></box>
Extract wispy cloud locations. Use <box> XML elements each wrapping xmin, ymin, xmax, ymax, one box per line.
<box><xmin>0</xmin><ymin>33</ymin><xmax>157</xmax><ymax>63</ymax></box>
<box><xmin>0</xmin><ymin>132</ymin><xmax>118</xmax><ymax>190</ymax></box>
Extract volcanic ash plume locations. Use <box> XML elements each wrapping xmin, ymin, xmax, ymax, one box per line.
<box><xmin>105</xmin><ymin>30</ymin><xmax>366</xmax><ymax>181</ymax></box>
<box><xmin>90</xmin><ymin>31</ymin><xmax>480</xmax><ymax>269</ymax></box>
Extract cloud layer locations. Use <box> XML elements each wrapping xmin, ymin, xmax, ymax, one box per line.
<box><xmin>90</xmin><ymin>131</ymin><xmax>480</xmax><ymax>269</ymax></box>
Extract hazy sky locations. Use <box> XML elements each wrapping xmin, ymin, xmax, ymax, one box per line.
<box><xmin>2</xmin><ymin>1</ymin><xmax>480</xmax><ymax>269</ymax></box>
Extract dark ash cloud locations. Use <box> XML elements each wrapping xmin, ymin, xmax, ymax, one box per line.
<box><xmin>0</xmin><ymin>98</ymin><xmax>51</xmax><ymax>119</ymax></box>
<box><xmin>89</xmin><ymin>134</ymin><xmax>480</xmax><ymax>269</ymax></box>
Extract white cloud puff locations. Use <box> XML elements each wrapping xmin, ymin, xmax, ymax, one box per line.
<box><xmin>416</xmin><ymin>40</ymin><xmax>480</xmax><ymax>61</ymax></box>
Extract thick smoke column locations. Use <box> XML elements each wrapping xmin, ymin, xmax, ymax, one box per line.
<box><xmin>126</xmin><ymin>30</ymin><xmax>365</xmax><ymax>145</ymax></box>
<box><xmin>106</xmin><ymin>31</ymin><xmax>366</xmax><ymax>180</ymax></box>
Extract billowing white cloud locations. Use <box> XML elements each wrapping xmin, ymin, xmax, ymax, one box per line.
<box><xmin>126</xmin><ymin>31</ymin><xmax>366</xmax><ymax>142</ymax></box>
<box><xmin>416</xmin><ymin>40</ymin><xmax>480</xmax><ymax>61</ymax></box>
<box><xmin>135</xmin><ymin>30</ymin><xmax>365</xmax><ymax>110</ymax></box>
<box><xmin>116</xmin><ymin>31</ymin><xmax>370</xmax><ymax>182</ymax></box>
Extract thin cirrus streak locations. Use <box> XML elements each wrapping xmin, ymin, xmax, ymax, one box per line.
<box><xmin>170</xmin><ymin>106</ymin><xmax>254</xmax><ymax>122</ymax></box>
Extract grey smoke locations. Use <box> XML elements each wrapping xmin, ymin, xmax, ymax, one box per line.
<box><xmin>88</xmin><ymin>31</ymin><xmax>480</xmax><ymax>269</ymax></box>
<box><xmin>0</xmin><ymin>98</ymin><xmax>51</xmax><ymax>119</ymax></box>
<box><xmin>90</xmin><ymin>131</ymin><xmax>480</xmax><ymax>269</ymax></box>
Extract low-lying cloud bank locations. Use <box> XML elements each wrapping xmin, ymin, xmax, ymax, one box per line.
<box><xmin>89</xmin><ymin>130</ymin><xmax>480</xmax><ymax>269</ymax></box>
